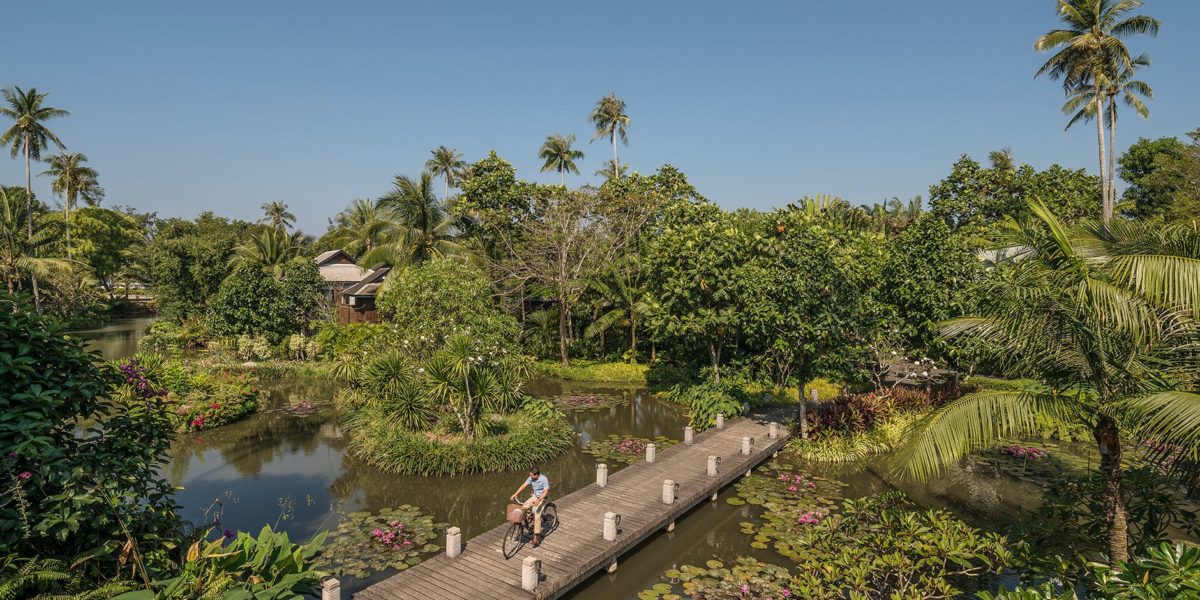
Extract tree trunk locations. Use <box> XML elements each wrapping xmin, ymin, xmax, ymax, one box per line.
<box><xmin>1108</xmin><ymin>96</ymin><xmax>1118</xmax><ymax>217</ymax></box>
<box><xmin>708</xmin><ymin>342</ymin><xmax>721</xmax><ymax>383</ymax></box>
<box><xmin>560</xmin><ymin>169</ymin><xmax>565</xmax><ymax>187</ymax></box>
<box><xmin>23</xmin><ymin>138</ymin><xmax>41</xmax><ymax>313</ymax></box>
<box><xmin>445</xmin><ymin>174</ymin><xmax>450</xmax><ymax>201</ymax></box>
<box><xmin>629</xmin><ymin>312</ymin><xmax>637</xmax><ymax>363</ymax></box>
<box><xmin>65</xmin><ymin>190</ymin><xmax>73</xmax><ymax>259</ymax></box>
<box><xmin>558</xmin><ymin>293</ymin><xmax>570</xmax><ymax>366</ymax></box>
<box><xmin>1094</xmin><ymin>415</ymin><xmax>1129</xmax><ymax>564</ymax></box>
<box><xmin>611</xmin><ymin>133</ymin><xmax>619</xmax><ymax>178</ymax></box>
<box><xmin>797</xmin><ymin>383</ymin><xmax>808</xmax><ymax>440</ymax></box>
<box><xmin>1095</xmin><ymin>91</ymin><xmax>1112</xmax><ymax>222</ymax></box>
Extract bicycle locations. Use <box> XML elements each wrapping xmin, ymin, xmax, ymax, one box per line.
<box><xmin>502</xmin><ymin>500</ymin><xmax>558</xmax><ymax>559</ymax></box>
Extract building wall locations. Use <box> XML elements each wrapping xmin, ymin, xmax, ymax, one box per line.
<box><xmin>336</xmin><ymin>300</ymin><xmax>381</xmax><ymax>325</ymax></box>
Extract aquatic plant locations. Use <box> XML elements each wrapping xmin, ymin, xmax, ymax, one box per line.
<box><xmin>551</xmin><ymin>392</ymin><xmax>629</xmax><ymax>410</ymax></box>
<box><xmin>727</xmin><ymin>461</ymin><xmax>845</xmax><ymax>551</ymax></box>
<box><xmin>642</xmin><ymin>558</ymin><xmax>796</xmax><ymax>600</ymax></box>
<box><xmin>319</xmin><ymin>506</ymin><xmax>444</xmax><ymax>579</ymax></box>
<box><xmin>1002</xmin><ymin>445</ymin><xmax>1049</xmax><ymax>460</ymax></box>
<box><xmin>582</xmin><ymin>435</ymin><xmax>678</xmax><ymax>465</ymax></box>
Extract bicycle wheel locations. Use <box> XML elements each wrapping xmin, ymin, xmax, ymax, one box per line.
<box><xmin>502</xmin><ymin>521</ymin><xmax>524</xmax><ymax>559</ymax></box>
<box><xmin>540</xmin><ymin>503</ymin><xmax>559</xmax><ymax>535</ymax></box>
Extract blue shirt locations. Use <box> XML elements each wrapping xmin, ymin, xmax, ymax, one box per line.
<box><xmin>525</xmin><ymin>475</ymin><xmax>550</xmax><ymax>498</ymax></box>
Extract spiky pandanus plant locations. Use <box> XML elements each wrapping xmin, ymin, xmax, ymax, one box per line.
<box><xmin>897</xmin><ymin>199</ymin><xmax>1200</xmax><ymax>565</ymax></box>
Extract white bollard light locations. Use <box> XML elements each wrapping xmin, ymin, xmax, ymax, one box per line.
<box><xmin>741</xmin><ymin>436</ymin><xmax>752</xmax><ymax>455</ymax></box>
<box><xmin>596</xmin><ymin>463</ymin><xmax>608</xmax><ymax>487</ymax></box>
<box><xmin>603</xmin><ymin>512</ymin><xmax>620</xmax><ymax>541</ymax></box>
<box><xmin>522</xmin><ymin>556</ymin><xmax>541</xmax><ymax>591</ymax></box>
<box><xmin>662</xmin><ymin>479</ymin><xmax>677</xmax><ymax>504</ymax></box>
<box><xmin>646</xmin><ymin>442</ymin><xmax>656</xmax><ymax>463</ymax></box>
<box><xmin>769</xmin><ymin>422</ymin><xmax>778</xmax><ymax>439</ymax></box>
<box><xmin>446</xmin><ymin>526</ymin><xmax>461</xmax><ymax>558</ymax></box>
<box><xmin>707</xmin><ymin>455</ymin><xmax>720</xmax><ymax>477</ymax></box>
<box><xmin>684</xmin><ymin>426</ymin><xmax>694</xmax><ymax>445</ymax></box>
<box><xmin>716</xmin><ymin>413</ymin><xmax>725</xmax><ymax>430</ymax></box>
<box><xmin>322</xmin><ymin>578</ymin><xmax>341</xmax><ymax>600</ymax></box>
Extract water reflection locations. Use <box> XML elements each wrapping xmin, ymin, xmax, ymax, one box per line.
<box><xmin>71</xmin><ymin>316</ymin><xmax>156</xmax><ymax>361</ymax></box>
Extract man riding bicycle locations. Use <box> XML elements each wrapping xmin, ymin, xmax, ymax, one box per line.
<box><xmin>509</xmin><ymin>466</ymin><xmax>551</xmax><ymax>547</ymax></box>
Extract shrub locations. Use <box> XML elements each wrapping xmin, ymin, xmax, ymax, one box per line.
<box><xmin>660</xmin><ymin>381</ymin><xmax>754</xmax><ymax>430</ymax></box>
<box><xmin>1092</xmin><ymin>541</ymin><xmax>1200</xmax><ymax>599</ymax></box>
<box><xmin>122</xmin><ymin>355</ymin><xmax>263</xmax><ymax>432</ymax></box>
<box><xmin>207</xmin><ymin>261</ymin><xmax>323</xmax><ymax>344</ymax></box>
<box><xmin>145</xmin><ymin>526</ymin><xmax>326</xmax><ymax>599</ymax></box>
<box><xmin>535</xmin><ymin>359</ymin><xmax>648</xmax><ymax>383</ymax></box>
<box><xmin>313</xmin><ymin>322</ymin><xmax>397</xmax><ymax>359</ymax></box>
<box><xmin>802</xmin><ymin>377</ymin><xmax>844</xmax><ymax>402</ymax></box>
<box><xmin>345</xmin><ymin>411</ymin><xmax>575</xmax><ymax>476</ymax></box>
<box><xmin>0</xmin><ymin>296</ymin><xmax>182</xmax><ymax>576</ymax></box>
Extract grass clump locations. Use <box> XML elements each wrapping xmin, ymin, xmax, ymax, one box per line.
<box><xmin>536</xmin><ymin>359</ymin><xmax>648</xmax><ymax>383</ymax></box>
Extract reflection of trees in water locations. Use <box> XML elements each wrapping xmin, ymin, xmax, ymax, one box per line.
<box><xmin>169</xmin><ymin>377</ymin><xmax>342</xmax><ymax>481</ymax></box>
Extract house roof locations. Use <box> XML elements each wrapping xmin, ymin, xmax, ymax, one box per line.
<box><xmin>314</xmin><ymin>249</ymin><xmax>357</xmax><ymax>266</ymax></box>
<box><xmin>319</xmin><ymin>263</ymin><xmax>372</xmax><ymax>284</ymax></box>
<box><xmin>342</xmin><ymin>266</ymin><xmax>391</xmax><ymax>297</ymax></box>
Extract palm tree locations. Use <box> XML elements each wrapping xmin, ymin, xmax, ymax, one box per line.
<box><xmin>365</xmin><ymin>171</ymin><xmax>463</xmax><ymax>268</ymax></box>
<box><xmin>1035</xmin><ymin>0</ymin><xmax>1159</xmax><ymax>222</ymax></box>
<box><xmin>39</xmin><ymin>152</ymin><xmax>102</xmax><ymax>257</ymax></box>
<box><xmin>589</xmin><ymin>93</ymin><xmax>630</xmax><ymax>178</ymax></box>
<box><xmin>538</xmin><ymin>134</ymin><xmax>584</xmax><ymax>186</ymax></box>
<box><xmin>584</xmin><ymin>260</ymin><xmax>651</xmax><ymax>362</ymax></box>
<box><xmin>595</xmin><ymin>159</ymin><xmax>628</xmax><ymax>179</ymax></box>
<box><xmin>425</xmin><ymin>146</ymin><xmax>467</xmax><ymax>200</ymax></box>
<box><xmin>259</xmin><ymin>200</ymin><xmax>295</xmax><ymax>230</ymax></box>
<box><xmin>0</xmin><ymin>86</ymin><xmax>69</xmax><ymax>310</ymax></box>
<box><xmin>229</xmin><ymin>227</ymin><xmax>305</xmax><ymax>275</ymax></box>
<box><xmin>988</xmin><ymin>148</ymin><xmax>1015</xmax><ymax>172</ymax></box>
<box><xmin>326</xmin><ymin>198</ymin><xmax>392</xmax><ymax>259</ymax></box>
<box><xmin>0</xmin><ymin>187</ymin><xmax>69</xmax><ymax>294</ymax></box>
<box><xmin>898</xmin><ymin>199</ymin><xmax>1200</xmax><ymax>565</ymax></box>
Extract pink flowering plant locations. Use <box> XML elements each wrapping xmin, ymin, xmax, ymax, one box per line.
<box><xmin>120</xmin><ymin>356</ymin><xmax>263</xmax><ymax>432</ymax></box>
<box><xmin>1002</xmin><ymin>445</ymin><xmax>1049</xmax><ymax>461</ymax></box>
<box><xmin>583</xmin><ymin>434</ymin><xmax>679</xmax><ymax>465</ymax></box>
<box><xmin>318</xmin><ymin>505</ymin><xmax>445</xmax><ymax>579</ymax></box>
<box><xmin>653</xmin><ymin>558</ymin><xmax>798</xmax><ymax>599</ymax></box>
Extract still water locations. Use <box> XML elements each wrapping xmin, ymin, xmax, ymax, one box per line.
<box><xmin>74</xmin><ymin>319</ymin><xmax>1059</xmax><ymax>599</ymax></box>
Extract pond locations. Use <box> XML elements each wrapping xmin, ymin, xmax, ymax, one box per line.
<box><xmin>72</xmin><ymin>319</ymin><xmax>1166</xmax><ymax>599</ymax></box>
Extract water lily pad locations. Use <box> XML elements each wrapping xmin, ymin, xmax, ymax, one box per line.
<box><xmin>317</xmin><ymin>505</ymin><xmax>446</xmax><ymax>579</ymax></box>
<box><xmin>582</xmin><ymin>434</ymin><xmax>679</xmax><ymax>465</ymax></box>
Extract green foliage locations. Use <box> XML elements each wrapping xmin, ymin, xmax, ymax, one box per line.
<box><xmin>929</xmin><ymin>155</ymin><xmax>1101</xmax><ymax>230</ymax></box>
<box><xmin>207</xmin><ymin>260</ymin><xmax>323</xmax><ymax>344</ymax></box>
<box><xmin>1122</xmin><ymin>128</ymin><xmax>1200</xmax><ymax>224</ymax></box>
<box><xmin>344</xmin><ymin>411</ymin><xmax>575</xmax><ymax>476</ymax></box>
<box><xmin>582</xmin><ymin>435</ymin><xmax>678</xmax><ymax>465</ymax></box>
<box><xmin>312</xmin><ymin>322</ymin><xmax>396</xmax><ymax>359</ymax></box>
<box><xmin>783</xmin><ymin>492</ymin><xmax>1012</xmax><ymax>599</ymax></box>
<box><xmin>0</xmin><ymin>554</ymin><xmax>139</xmax><ymax>600</ymax></box>
<box><xmin>1092</xmin><ymin>542</ymin><xmax>1200</xmax><ymax>599</ymax></box>
<box><xmin>976</xmin><ymin>582</ymin><xmax>1078</xmax><ymax>600</ymax></box>
<box><xmin>1118</xmin><ymin>135</ymin><xmax>1189</xmax><ymax>220</ymax></box>
<box><xmin>139</xmin><ymin>319</ymin><xmax>210</xmax><ymax>353</ymax></box>
<box><xmin>534</xmin><ymin>359</ymin><xmax>647</xmax><ymax>382</ymax></box>
<box><xmin>879</xmin><ymin>214</ymin><xmax>981</xmax><ymax>352</ymax></box>
<box><xmin>643</xmin><ymin>558</ymin><xmax>797</xmax><ymax>600</ymax></box>
<box><xmin>0</xmin><ymin>296</ymin><xmax>182</xmax><ymax>575</ymax></box>
<box><xmin>318</xmin><ymin>506</ymin><xmax>444</xmax><ymax>579</ymax></box>
<box><xmin>353</xmin><ymin>350</ymin><xmax>436</xmax><ymax>431</ymax></box>
<box><xmin>376</xmin><ymin>257</ymin><xmax>518</xmax><ymax>356</ymax></box>
<box><xmin>142</xmin><ymin>213</ymin><xmax>257</xmax><ymax>319</ymax></box>
<box><xmin>660</xmin><ymin>380</ymin><xmax>751</xmax><ymax>430</ymax></box>
<box><xmin>69</xmin><ymin>207</ymin><xmax>144</xmax><ymax>286</ymax></box>
<box><xmin>115</xmin><ymin>526</ymin><xmax>326</xmax><ymax>600</ymax></box>
<box><xmin>121</xmin><ymin>355</ymin><xmax>262</xmax><ymax>432</ymax></box>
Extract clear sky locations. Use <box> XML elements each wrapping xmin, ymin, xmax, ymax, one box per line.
<box><xmin>3</xmin><ymin>1</ymin><xmax>1198</xmax><ymax>234</ymax></box>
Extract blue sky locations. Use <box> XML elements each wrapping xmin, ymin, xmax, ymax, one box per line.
<box><xmin>3</xmin><ymin>1</ymin><xmax>1198</xmax><ymax>234</ymax></box>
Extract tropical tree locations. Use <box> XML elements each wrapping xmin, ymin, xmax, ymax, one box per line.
<box><xmin>589</xmin><ymin>93</ymin><xmax>630</xmax><ymax>178</ymax></box>
<box><xmin>584</xmin><ymin>258</ymin><xmax>651</xmax><ymax>362</ymax></box>
<box><xmin>322</xmin><ymin>197</ymin><xmax>392</xmax><ymax>259</ymax></box>
<box><xmin>40</xmin><ymin>152</ymin><xmax>103</xmax><ymax>256</ymax></box>
<box><xmin>988</xmin><ymin>148</ymin><xmax>1015</xmax><ymax>172</ymax></box>
<box><xmin>0</xmin><ymin>187</ymin><xmax>69</xmax><ymax>294</ymax></box>
<box><xmin>0</xmin><ymin>86</ymin><xmax>69</xmax><ymax>310</ymax></box>
<box><xmin>259</xmin><ymin>200</ymin><xmax>295</xmax><ymax>230</ymax></box>
<box><xmin>595</xmin><ymin>159</ymin><xmax>629</xmax><ymax>179</ymax></box>
<box><xmin>229</xmin><ymin>227</ymin><xmax>305</xmax><ymax>275</ymax></box>
<box><xmin>898</xmin><ymin>199</ymin><xmax>1200</xmax><ymax>565</ymax></box>
<box><xmin>1035</xmin><ymin>0</ymin><xmax>1159</xmax><ymax>222</ymax></box>
<box><xmin>426</xmin><ymin>146</ymin><xmax>467</xmax><ymax>200</ymax></box>
<box><xmin>538</xmin><ymin>133</ymin><xmax>584</xmax><ymax>186</ymax></box>
<box><xmin>366</xmin><ymin>171</ymin><xmax>463</xmax><ymax>268</ymax></box>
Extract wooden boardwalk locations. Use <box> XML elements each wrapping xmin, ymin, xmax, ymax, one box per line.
<box><xmin>355</xmin><ymin>414</ymin><xmax>790</xmax><ymax>600</ymax></box>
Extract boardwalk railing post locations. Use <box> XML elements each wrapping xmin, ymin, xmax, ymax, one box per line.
<box><xmin>662</xmin><ymin>479</ymin><xmax>677</xmax><ymax>504</ymax></box>
<box><xmin>646</xmin><ymin>442</ymin><xmax>656</xmax><ymax>463</ymax></box>
<box><xmin>603</xmin><ymin>512</ymin><xmax>620</xmax><ymax>541</ymax></box>
<box><xmin>715</xmin><ymin>413</ymin><xmax>725</xmax><ymax>430</ymax></box>
<box><xmin>521</xmin><ymin>556</ymin><xmax>541</xmax><ymax>591</ymax></box>
<box><xmin>596</xmin><ymin>463</ymin><xmax>608</xmax><ymax>487</ymax></box>
<box><xmin>684</xmin><ymin>426</ymin><xmax>694</xmax><ymax>445</ymax></box>
<box><xmin>322</xmin><ymin>578</ymin><xmax>341</xmax><ymax>600</ymax></box>
<box><xmin>769</xmin><ymin>422</ymin><xmax>778</xmax><ymax>439</ymax></box>
<box><xmin>741</xmin><ymin>436</ymin><xmax>752</xmax><ymax>456</ymax></box>
<box><xmin>707</xmin><ymin>455</ymin><xmax>720</xmax><ymax>476</ymax></box>
<box><xmin>445</xmin><ymin>526</ymin><xmax>461</xmax><ymax>558</ymax></box>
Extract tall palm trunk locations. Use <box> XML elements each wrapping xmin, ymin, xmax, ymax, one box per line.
<box><xmin>444</xmin><ymin>174</ymin><xmax>450</xmax><ymax>201</ymax></box>
<box><xmin>557</xmin><ymin>291</ymin><xmax>570</xmax><ymax>366</ymax></box>
<box><xmin>1107</xmin><ymin>96</ymin><xmax>1118</xmax><ymax>217</ymax></box>
<box><xmin>1094</xmin><ymin>415</ymin><xmax>1129</xmax><ymax>563</ymax></box>
<box><xmin>64</xmin><ymin>190</ymin><xmax>73</xmax><ymax>259</ymax></box>
<box><xmin>1095</xmin><ymin>90</ymin><xmax>1112</xmax><ymax>222</ymax></box>
<box><xmin>611</xmin><ymin>132</ymin><xmax>619</xmax><ymax>178</ymax></box>
<box><xmin>23</xmin><ymin>137</ymin><xmax>41</xmax><ymax>312</ymax></box>
<box><xmin>560</xmin><ymin>169</ymin><xmax>565</xmax><ymax>187</ymax></box>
